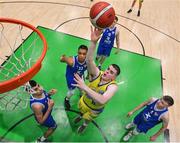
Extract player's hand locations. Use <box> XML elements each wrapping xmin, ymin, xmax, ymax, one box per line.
<box><xmin>90</xmin><ymin>26</ymin><xmax>102</xmax><ymax>42</ymax></box>
<box><xmin>48</xmin><ymin>99</ymin><xmax>54</xmax><ymax>109</ymax></box>
<box><xmin>150</xmin><ymin>135</ymin><xmax>157</xmax><ymax>141</ymax></box>
<box><xmin>72</xmin><ymin>73</ymin><xmax>87</xmax><ymax>91</ymax></box>
<box><xmin>48</xmin><ymin>89</ymin><xmax>57</xmax><ymax>95</ymax></box>
<box><xmin>60</xmin><ymin>54</ymin><xmax>66</xmax><ymax>62</ymax></box>
<box><xmin>127</xmin><ymin>111</ymin><xmax>134</xmax><ymax>117</ymax></box>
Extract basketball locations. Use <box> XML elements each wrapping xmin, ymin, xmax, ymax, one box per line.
<box><xmin>89</xmin><ymin>1</ymin><xmax>115</xmax><ymax>29</ymax></box>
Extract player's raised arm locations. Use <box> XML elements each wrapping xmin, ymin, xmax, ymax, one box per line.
<box><xmin>86</xmin><ymin>26</ymin><xmax>102</xmax><ymax>78</ymax></box>
<box><xmin>60</xmin><ymin>54</ymin><xmax>74</xmax><ymax>66</ymax></box>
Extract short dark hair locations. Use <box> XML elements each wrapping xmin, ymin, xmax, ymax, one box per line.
<box><xmin>115</xmin><ymin>16</ymin><xmax>118</xmax><ymax>22</ymax></box>
<box><xmin>29</xmin><ymin>80</ymin><xmax>37</xmax><ymax>88</ymax></box>
<box><xmin>78</xmin><ymin>45</ymin><xmax>88</xmax><ymax>51</ymax></box>
<box><xmin>111</xmin><ymin>64</ymin><xmax>120</xmax><ymax>76</ymax></box>
<box><xmin>163</xmin><ymin>95</ymin><xmax>174</xmax><ymax>106</ymax></box>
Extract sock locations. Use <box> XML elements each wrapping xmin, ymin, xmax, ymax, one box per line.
<box><xmin>83</xmin><ymin>122</ymin><xmax>88</xmax><ymax>126</ymax></box>
<box><xmin>66</xmin><ymin>90</ymin><xmax>75</xmax><ymax>98</ymax></box>
<box><xmin>65</xmin><ymin>97</ymin><xmax>70</xmax><ymax>100</ymax></box>
<box><xmin>40</xmin><ymin>136</ymin><xmax>46</xmax><ymax>141</ymax></box>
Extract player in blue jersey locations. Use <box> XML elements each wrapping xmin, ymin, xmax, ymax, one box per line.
<box><xmin>60</xmin><ymin>45</ymin><xmax>88</xmax><ymax>109</ymax></box>
<box><xmin>25</xmin><ymin>80</ymin><xmax>57</xmax><ymax>142</ymax></box>
<box><xmin>96</xmin><ymin>16</ymin><xmax>120</xmax><ymax>70</ymax></box>
<box><xmin>123</xmin><ymin>95</ymin><xmax>174</xmax><ymax>142</ymax></box>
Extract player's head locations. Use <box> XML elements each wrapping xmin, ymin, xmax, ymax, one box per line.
<box><xmin>110</xmin><ymin>16</ymin><xmax>118</xmax><ymax>28</ymax></box>
<box><xmin>25</xmin><ymin>80</ymin><xmax>43</xmax><ymax>96</ymax></box>
<box><xmin>102</xmin><ymin>64</ymin><xmax>120</xmax><ymax>81</ymax></box>
<box><xmin>77</xmin><ymin>45</ymin><xmax>88</xmax><ymax>63</ymax></box>
<box><xmin>158</xmin><ymin>95</ymin><xmax>174</xmax><ymax>108</ymax></box>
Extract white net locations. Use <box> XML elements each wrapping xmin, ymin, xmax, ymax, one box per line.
<box><xmin>0</xmin><ymin>22</ymin><xmax>42</xmax><ymax>81</ymax></box>
<box><xmin>0</xmin><ymin>86</ymin><xmax>30</xmax><ymax>111</ymax></box>
<box><xmin>0</xmin><ymin>19</ymin><xmax>45</xmax><ymax>111</ymax></box>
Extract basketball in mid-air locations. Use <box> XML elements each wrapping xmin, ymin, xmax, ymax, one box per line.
<box><xmin>89</xmin><ymin>1</ymin><xmax>115</xmax><ymax>29</ymax></box>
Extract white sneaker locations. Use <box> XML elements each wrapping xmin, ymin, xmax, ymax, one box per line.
<box><xmin>123</xmin><ymin>131</ymin><xmax>133</xmax><ymax>141</ymax></box>
<box><xmin>125</xmin><ymin>122</ymin><xmax>135</xmax><ymax>130</ymax></box>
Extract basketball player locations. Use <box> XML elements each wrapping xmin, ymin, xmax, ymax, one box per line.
<box><xmin>96</xmin><ymin>16</ymin><xmax>120</xmax><ymax>70</ymax></box>
<box><xmin>25</xmin><ymin>80</ymin><xmax>57</xmax><ymax>142</ymax></box>
<box><xmin>123</xmin><ymin>95</ymin><xmax>174</xmax><ymax>141</ymax></box>
<box><xmin>72</xmin><ymin>27</ymin><xmax>120</xmax><ymax>133</ymax></box>
<box><xmin>127</xmin><ymin>0</ymin><xmax>144</xmax><ymax>16</ymax></box>
<box><xmin>60</xmin><ymin>45</ymin><xmax>88</xmax><ymax>109</ymax></box>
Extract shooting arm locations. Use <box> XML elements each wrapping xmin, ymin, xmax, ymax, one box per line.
<box><xmin>86</xmin><ymin>41</ymin><xmax>99</xmax><ymax>77</ymax></box>
<box><xmin>86</xmin><ymin>26</ymin><xmax>102</xmax><ymax>78</ymax></box>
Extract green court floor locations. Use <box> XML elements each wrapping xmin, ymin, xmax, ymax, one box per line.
<box><xmin>0</xmin><ymin>26</ymin><xmax>164</xmax><ymax>142</ymax></box>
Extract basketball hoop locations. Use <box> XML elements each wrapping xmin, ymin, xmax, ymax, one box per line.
<box><xmin>0</xmin><ymin>18</ymin><xmax>47</xmax><ymax>94</ymax></box>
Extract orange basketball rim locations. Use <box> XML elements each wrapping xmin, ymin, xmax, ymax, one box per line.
<box><xmin>0</xmin><ymin>18</ymin><xmax>47</xmax><ymax>94</ymax></box>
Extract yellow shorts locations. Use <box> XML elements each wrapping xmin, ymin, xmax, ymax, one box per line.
<box><xmin>78</xmin><ymin>97</ymin><xmax>102</xmax><ymax>121</ymax></box>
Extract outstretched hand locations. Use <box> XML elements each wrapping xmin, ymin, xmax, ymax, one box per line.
<box><xmin>90</xmin><ymin>26</ymin><xmax>103</xmax><ymax>42</ymax></box>
<box><xmin>60</xmin><ymin>54</ymin><xmax>66</xmax><ymax>62</ymax></box>
<box><xmin>72</xmin><ymin>73</ymin><xmax>87</xmax><ymax>91</ymax></box>
<box><xmin>48</xmin><ymin>89</ymin><xmax>57</xmax><ymax>95</ymax></box>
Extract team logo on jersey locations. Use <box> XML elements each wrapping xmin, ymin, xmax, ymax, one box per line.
<box><xmin>144</xmin><ymin>112</ymin><xmax>151</xmax><ymax>120</ymax></box>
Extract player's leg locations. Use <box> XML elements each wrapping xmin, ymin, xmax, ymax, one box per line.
<box><xmin>98</xmin><ymin>47</ymin><xmax>112</xmax><ymax>69</ymax></box>
<box><xmin>125</xmin><ymin>122</ymin><xmax>136</xmax><ymax>130</ymax></box>
<box><xmin>96</xmin><ymin>45</ymin><xmax>104</xmax><ymax>64</ymax></box>
<box><xmin>98</xmin><ymin>55</ymin><xmax>107</xmax><ymax>69</ymax></box>
<box><xmin>77</xmin><ymin>110</ymin><xmax>99</xmax><ymax>133</ymax></box>
<box><xmin>74</xmin><ymin>96</ymin><xmax>86</xmax><ymax>125</ymax></box>
<box><xmin>64</xmin><ymin>89</ymin><xmax>75</xmax><ymax>109</ymax></box>
<box><xmin>137</xmin><ymin>0</ymin><xmax>143</xmax><ymax>16</ymax></box>
<box><xmin>96</xmin><ymin>54</ymin><xmax>100</xmax><ymax>61</ymax></box>
<box><xmin>123</xmin><ymin>127</ymin><xmax>140</xmax><ymax>141</ymax></box>
<box><xmin>77</xmin><ymin>119</ymin><xmax>90</xmax><ymax>134</ymax></box>
<box><xmin>37</xmin><ymin>116</ymin><xmax>57</xmax><ymax>142</ymax></box>
<box><xmin>123</xmin><ymin>113</ymin><xmax>143</xmax><ymax>141</ymax></box>
<box><xmin>127</xmin><ymin>0</ymin><xmax>137</xmax><ymax>13</ymax></box>
<box><xmin>77</xmin><ymin>110</ymin><xmax>99</xmax><ymax>134</ymax></box>
<box><xmin>76</xmin><ymin>97</ymin><xmax>99</xmax><ymax>133</ymax></box>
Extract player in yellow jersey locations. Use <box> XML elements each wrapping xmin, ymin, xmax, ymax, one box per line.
<box><xmin>72</xmin><ymin>27</ymin><xmax>121</xmax><ymax>133</ymax></box>
<box><xmin>127</xmin><ymin>0</ymin><xmax>144</xmax><ymax>16</ymax></box>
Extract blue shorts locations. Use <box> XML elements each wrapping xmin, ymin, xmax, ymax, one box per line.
<box><xmin>66</xmin><ymin>77</ymin><xmax>77</xmax><ymax>90</ymax></box>
<box><xmin>36</xmin><ymin>115</ymin><xmax>57</xmax><ymax>129</ymax></box>
<box><xmin>66</xmin><ymin>74</ymin><xmax>85</xmax><ymax>90</ymax></box>
<box><xmin>133</xmin><ymin>113</ymin><xmax>149</xmax><ymax>133</ymax></box>
<box><xmin>97</xmin><ymin>45</ymin><xmax>113</xmax><ymax>57</ymax></box>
